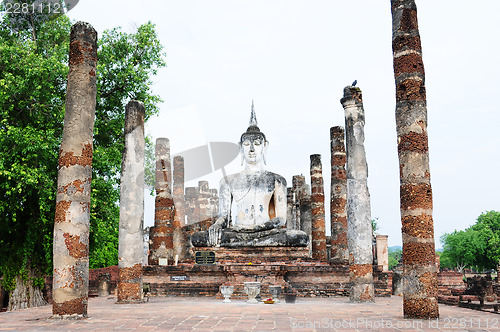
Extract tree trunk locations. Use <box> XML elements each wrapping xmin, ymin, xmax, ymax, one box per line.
<box><xmin>7</xmin><ymin>270</ymin><xmax>47</xmax><ymax>311</ymax></box>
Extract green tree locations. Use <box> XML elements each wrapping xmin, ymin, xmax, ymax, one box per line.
<box><xmin>372</xmin><ymin>218</ymin><xmax>379</xmax><ymax>233</ymax></box>
<box><xmin>388</xmin><ymin>249</ymin><xmax>402</xmax><ymax>271</ymax></box>
<box><xmin>0</xmin><ymin>12</ymin><xmax>70</xmax><ymax>306</ymax></box>
<box><xmin>0</xmin><ymin>9</ymin><xmax>165</xmax><ymax>308</ymax></box>
<box><xmin>440</xmin><ymin>211</ymin><xmax>500</xmax><ymax>272</ymax></box>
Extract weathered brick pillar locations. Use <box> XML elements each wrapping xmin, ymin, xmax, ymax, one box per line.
<box><xmin>310</xmin><ymin>154</ymin><xmax>327</xmax><ymax>261</ymax></box>
<box><xmin>209</xmin><ymin>188</ymin><xmax>218</xmax><ymax>220</ymax></box>
<box><xmin>292</xmin><ymin>175</ymin><xmax>306</xmax><ymax>230</ymax></box>
<box><xmin>391</xmin><ymin>0</ymin><xmax>439</xmax><ymax>318</ymax></box>
<box><xmin>376</xmin><ymin>235</ymin><xmax>389</xmax><ymax>271</ymax></box>
<box><xmin>330</xmin><ymin>126</ymin><xmax>349</xmax><ymax>265</ymax></box>
<box><xmin>197</xmin><ymin>181</ymin><xmax>211</xmax><ymax>222</ymax></box>
<box><xmin>52</xmin><ymin>22</ymin><xmax>97</xmax><ymax>318</ymax></box>
<box><xmin>172</xmin><ymin>156</ymin><xmax>185</xmax><ymax>225</ymax></box>
<box><xmin>341</xmin><ymin>85</ymin><xmax>374</xmax><ymax>302</ymax></box>
<box><xmin>185</xmin><ymin>187</ymin><xmax>198</xmax><ymax>224</ymax></box>
<box><xmin>117</xmin><ymin>101</ymin><xmax>145</xmax><ymax>303</ymax></box>
<box><xmin>148</xmin><ymin>138</ymin><xmax>174</xmax><ymax>265</ymax></box>
<box><xmin>286</xmin><ymin>187</ymin><xmax>295</xmax><ymax>230</ymax></box>
<box><xmin>173</xmin><ymin>156</ymin><xmax>187</xmax><ymax>260</ymax></box>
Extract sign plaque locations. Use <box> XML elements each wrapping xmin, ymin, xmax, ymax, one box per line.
<box><xmin>195</xmin><ymin>251</ymin><xmax>216</xmax><ymax>264</ymax></box>
<box><xmin>170</xmin><ymin>276</ymin><xmax>190</xmax><ymax>281</ymax></box>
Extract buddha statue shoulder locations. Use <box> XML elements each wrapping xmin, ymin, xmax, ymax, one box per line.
<box><xmin>191</xmin><ymin>102</ymin><xmax>309</xmax><ymax>247</ymax></box>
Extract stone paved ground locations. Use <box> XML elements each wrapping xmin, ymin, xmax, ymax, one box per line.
<box><xmin>0</xmin><ymin>296</ymin><xmax>498</xmax><ymax>331</ymax></box>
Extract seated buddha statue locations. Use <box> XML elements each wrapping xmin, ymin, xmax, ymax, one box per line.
<box><xmin>191</xmin><ymin>103</ymin><xmax>309</xmax><ymax>247</ymax></box>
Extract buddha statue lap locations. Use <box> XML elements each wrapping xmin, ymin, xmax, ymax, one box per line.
<box><xmin>191</xmin><ymin>103</ymin><xmax>308</xmax><ymax>248</ymax></box>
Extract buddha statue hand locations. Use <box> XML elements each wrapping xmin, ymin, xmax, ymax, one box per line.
<box><xmin>208</xmin><ymin>217</ymin><xmax>225</xmax><ymax>246</ymax></box>
<box><xmin>230</xmin><ymin>217</ymin><xmax>284</xmax><ymax>233</ymax></box>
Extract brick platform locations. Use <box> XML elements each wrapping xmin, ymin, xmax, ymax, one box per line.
<box><xmin>143</xmin><ymin>247</ymin><xmax>393</xmax><ymax>299</ymax></box>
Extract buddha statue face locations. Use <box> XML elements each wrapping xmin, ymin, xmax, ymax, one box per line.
<box><xmin>239</xmin><ymin>133</ymin><xmax>267</xmax><ymax>167</ymax></box>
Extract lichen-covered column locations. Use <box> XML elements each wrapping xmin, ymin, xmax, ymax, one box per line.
<box><xmin>310</xmin><ymin>154</ymin><xmax>327</xmax><ymax>261</ymax></box>
<box><xmin>117</xmin><ymin>101</ymin><xmax>145</xmax><ymax>303</ymax></box>
<box><xmin>341</xmin><ymin>85</ymin><xmax>374</xmax><ymax>302</ymax></box>
<box><xmin>52</xmin><ymin>22</ymin><xmax>97</xmax><ymax>318</ymax></box>
<box><xmin>330</xmin><ymin>126</ymin><xmax>349</xmax><ymax>265</ymax></box>
<box><xmin>173</xmin><ymin>156</ymin><xmax>187</xmax><ymax>260</ymax></box>
<box><xmin>148</xmin><ymin>138</ymin><xmax>174</xmax><ymax>265</ymax></box>
<box><xmin>391</xmin><ymin>0</ymin><xmax>439</xmax><ymax>318</ymax></box>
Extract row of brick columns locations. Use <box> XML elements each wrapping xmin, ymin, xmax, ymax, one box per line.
<box><xmin>53</xmin><ymin>1</ymin><xmax>439</xmax><ymax>317</ymax></box>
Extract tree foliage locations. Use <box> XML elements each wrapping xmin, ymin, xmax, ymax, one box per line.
<box><xmin>90</xmin><ymin>20</ymin><xmax>165</xmax><ymax>268</ymax></box>
<box><xmin>0</xmin><ymin>13</ymin><xmax>70</xmax><ymax>291</ymax></box>
<box><xmin>388</xmin><ymin>248</ymin><xmax>402</xmax><ymax>271</ymax></box>
<box><xmin>440</xmin><ymin>211</ymin><xmax>500</xmax><ymax>272</ymax></box>
<box><xmin>0</xmin><ymin>9</ymin><xmax>165</xmax><ymax>294</ymax></box>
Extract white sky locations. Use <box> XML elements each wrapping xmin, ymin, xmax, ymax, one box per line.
<box><xmin>67</xmin><ymin>0</ymin><xmax>500</xmax><ymax>247</ymax></box>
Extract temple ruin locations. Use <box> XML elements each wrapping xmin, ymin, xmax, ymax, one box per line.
<box><xmin>47</xmin><ymin>0</ymin><xmax>451</xmax><ymax>318</ymax></box>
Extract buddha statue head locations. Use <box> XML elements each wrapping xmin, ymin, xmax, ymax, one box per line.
<box><xmin>239</xmin><ymin>101</ymin><xmax>268</xmax><ymax>167</ymax></box>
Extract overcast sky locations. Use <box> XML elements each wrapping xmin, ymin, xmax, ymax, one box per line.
<box><xmin>67</xmin><ymin>0</ymin><xmax>499</xmax><ymax>247</ymax></box>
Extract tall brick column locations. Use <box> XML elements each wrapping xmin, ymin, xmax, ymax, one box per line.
<box><xmin>173</xmin><ymin>156</ymin><xmax>185</xmax><ymax>226</ymax></box>
<box><xmin>173</xmin><ymin>156</ymin><xmax>187</xmax><ymax>261</ymax></box>
<box><xmin>330</xmin><ymin>126</ymin><xmax>349</xmax><ymax>265</ymax></box>
<box><xmin>292</xmin><ymin>175</ymin><xmax>306</xmax><ymax>230</ymax></box>
<box><xmin>117</xmin><ymin>101</ymin><xmax>145</xmax><ymax>303</ymax></box>
<box><xmin>341</xmin><ymin>85</ymin><xmax>374</xmax><ymax>302</ymax></box>
<box><xmin>376</xmin><ymin>235</ymin><xmax>389</xmax><ymax>271</ymax></box>
<box><xmin>391</xmin><ymin>0</ymin><xmax>439</xmax><ymax>318</ymax></box>
<box><xmin>184</xmin><ymin>187</ymin><xmax>198</xmax><ymax>224</ymax></box>
<box><xmin>197</xmin><ymin>181</ymin><xmax>211</xmax><ymax>222</ymax></box>
<box><xmin>209</xmin><ymin>188</ymin><xmax>218</xmax><ymax>219</ymax></box>
<box><xmin>148</xmin><ymin>138</ymin><xmax>174</xmax><ymax>265</ymax></box>
<box><xmin>286</xmin><ymin>187</ymin><xmax>295</xmax><ymax>230</ymax></box>
<box><xmin>52</xmin><ymin>22</ymin><xmax>97</xmax><ymax>318</ymax></box>
<box><xmin>310</xmin><ymin>154</ymin><xmax>327</xmax><ymax>261</ymax></box>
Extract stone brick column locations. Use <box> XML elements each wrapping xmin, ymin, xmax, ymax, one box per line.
<box><xmin>173</xmin><ymin>156</ymin><xmax>185</xmax><ymax>226</ymax></box>
<box><xmin>391</xmin><ymin>0</ymin><xmax>439</xmax><ymax>318</ymax></box>
<box><xmin>310</xmin><ymin>154</ymin><xmax>327</xmax><ymax>261</ymax></box>
<box><xmin>197</xmin><ymin>181</ymin><xmax>211</xmax><ymax>222</ymax></box>
<box><xmin>52</xmin><ymin>22</ymin><xmax>97</xmax><ymax>318</ymax></box>
<box><xmin>209</xmin><ymin>188</ymin><xmax>219</xmax><ymax>220</ymax></box>
<box><xmin>117</xmin><ymin>101</ymin><xmax>145</xmax><ymax>303</ymax></box>
<box><xmin>330</xmin><ymin>126</ymin><xmax>349</xmax><ymax>265</ymax></box>
<box><xmin>286</xmin><ymin>187</ymin><xmax>294</xmax><ymax>230</ymax></box>
<box><xmin>148</xmin><ymin>138</ymin><xmax>174</xmax><ymax>265</ymax></box>
<box><xmin>185</xmin><ymin>187</ymin><xmax>198</xmax><ymax>224</ymax></box>
<box><xmin>292</xmin><ymin>175</ymin><xmax>306</xmax><ymax>230</ymax></box>
<box><xmin>173</xmin><ymin>156</ymin><xmax>187</xmax><ymax>261</ymax></box>
<box><xmin>375</xmin><ymin>235</ymin><xmax>389</xmax><ymax>271</ymax></box>
<box><xmin>341</xmin><ymin>85</ymin><xmax>374</xmax><ymax>302</ymax></box>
